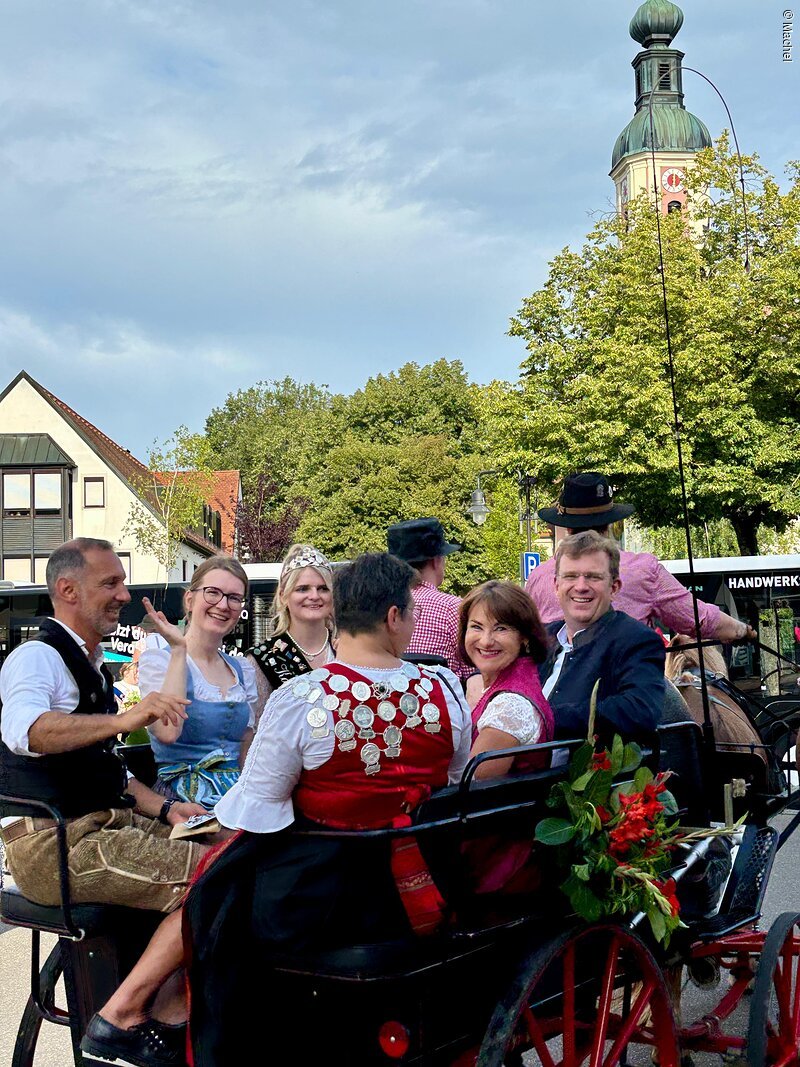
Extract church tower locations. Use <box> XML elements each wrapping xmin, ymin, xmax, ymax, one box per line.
<box><xmin>610</xmin><ymin>0</ymin><xmax>711</xmax><ymax>214</ymax></box>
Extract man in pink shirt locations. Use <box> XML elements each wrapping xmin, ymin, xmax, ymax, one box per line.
<box><xmin>526</xmin><ymin>473</ymin><xmax>754</xmax><ymax>642</ymax></box>
<box><xmin>387</xmin><ymin>517</ymin><xmax>472</xmax><ymax>680</ymax></box>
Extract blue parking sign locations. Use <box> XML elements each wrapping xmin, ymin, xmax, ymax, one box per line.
<box><xmin>521</xmin><ymin>552</ymin><xmax>540</xmax><ymax>581</ymax></box>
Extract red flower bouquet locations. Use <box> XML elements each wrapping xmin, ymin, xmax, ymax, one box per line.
<box><xmin>534</xmin><ymin>685</ymin><xmax>732</xmax><ymax>946</ymax></box>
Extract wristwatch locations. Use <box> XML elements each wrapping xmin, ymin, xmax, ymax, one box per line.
<box><xmin>158</xmin><ymin>799</ymin><xmax>175</xmax><ymax>824</ymax></box>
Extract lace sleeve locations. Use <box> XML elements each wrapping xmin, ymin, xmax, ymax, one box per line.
<box><xmin>476</xmin><ymin>692</ymin><xmax>543</xmax><ymax>744</ymax></box>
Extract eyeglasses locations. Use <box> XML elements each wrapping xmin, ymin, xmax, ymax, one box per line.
<box><xmin>558</xmin><ymin>572</ymin><xmax>611</xmax><ymax>584</ymax></box>
<box><xmin>200</xmin><ymin>586</ymin><xmax>245</xmax><ymax>609</ymax></box>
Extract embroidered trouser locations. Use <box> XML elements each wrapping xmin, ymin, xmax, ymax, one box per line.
<box><xmin>2</xmin><ymin>808</ymin><xmax>203</xmax><ymax>914</ymax></box>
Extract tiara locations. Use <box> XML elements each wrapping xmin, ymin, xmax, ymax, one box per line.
<box><xmin>282</xmin><ymin>547</ymin><xmax>331</xmax><ymax>578</ymax></box>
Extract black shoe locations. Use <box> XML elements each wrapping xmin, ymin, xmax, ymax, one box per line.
<box><xmin>81</xmin><ymin>1014</ymin><xmax>187</xmax><ymax>1067</ymax></box>
<box><xmin>148</xmin><ymin>1020</ymin><xmax>188</xmax><ymax>1060</ymax></box>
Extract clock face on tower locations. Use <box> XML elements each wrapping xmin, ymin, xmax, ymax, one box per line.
<box><xmin>661</xmin><ymin>168</ymin><xmax>685</xmax><ymax>193</ymax></box>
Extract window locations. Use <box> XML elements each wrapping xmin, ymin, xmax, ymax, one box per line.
<box><xmin>118</xmin><ymin>553</ymin><xmax>132</xmax><ymax>582</ymax></box>
<box><xmin>182</xmin><ymin>559</ymin><xmax>189</xmax><ymax>582</ymax></box>
<box><xmin>2</xmin><ymin>470</ymin><xmax>63</xmax><ymax>516</ymax></box>
<box><xmin>34</xmin><ymin>472</ymin><xmax>61</xmax><ymax>514</ymax></box>
<box><xmin>658</xmin><ymin>62</ymin><xmax>671</xmax><ymax>90</ymax></box>
<box><xmin>34</xmin><ymin>557</ymin><xmax>48</xmax><ymax>585</ymax></box>
<box><xmin>83</xmin><ymin>477</ymin><xmax>105</xmax><ymax>508</ymax></box>
<box><xmin>3</xmin><ymin>473</ymin><xmax>31</xmax><ymax>516</ymax></box>
<box><xmin>3</xmin><ymin>557</ymin><xmax>32</xmax><ymax>582</ymax></box>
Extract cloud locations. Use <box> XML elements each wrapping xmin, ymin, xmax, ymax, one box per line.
<box><xmin>0</xmin><ymin>0</ymin><xmax>795</xmax><ymax>456</ymax></box>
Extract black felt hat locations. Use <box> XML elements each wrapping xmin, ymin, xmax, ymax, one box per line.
<box><xmin>387</xmin><ymin>517</ymin><xmax>462</xmax><ymax>563</ymax></box>
<box><xmin>537</xmin><ymin>472</ymin><xmax>635</xmax><ymax>529</ymax></box>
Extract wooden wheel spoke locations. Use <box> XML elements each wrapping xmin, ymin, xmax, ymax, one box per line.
<box><xmin>771</xmin><ymin>1050</ymin><xmax>800</xmax><ymax>1067</ymax></box>
<box><xmin>563</xmin><ymin>941</ymin><xmax>577</xmax><ymax>1067</ymax></box>
<box><xmin>522</xmin><ymin>1005</ymin><xmax>558</xmax><ymax>1067</ymax></box>
<box><xmin>790</xmin><ymin>936</ymin><xmax>800</xmax><ymax>1042</ymax></box>
<box><xmin>603</xmin><ymin>979</ymin><xmax>657</xmax><ymax>1067</ymax></box>
<box><xmin>589</xmin><ymin>935</ymin><xmax>620</xmax><ymax>1067</ymax></box>
<box><xmin>776</xmin><ymin>944</ymin><xmax>794</xmax><ymax>1028</ymax></box>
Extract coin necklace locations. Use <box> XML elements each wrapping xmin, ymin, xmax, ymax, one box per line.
<box><xmin>289</xmin><ymin>632</ymin><xmax>330</xmax><ymax>659</ymax></box>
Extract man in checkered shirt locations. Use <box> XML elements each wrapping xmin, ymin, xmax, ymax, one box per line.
<box><xmin>387</xmin><ymin>517</ymin><xmax>471</xmax><ymax>681</ymax></box>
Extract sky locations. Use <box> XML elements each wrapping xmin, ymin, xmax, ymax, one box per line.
<box><xmin>0</xmin><ymin>0</ymin><xmax>797</xmax><ymax>458</ymax></box>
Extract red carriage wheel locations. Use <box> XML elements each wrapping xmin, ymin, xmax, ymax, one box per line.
<box><xmin>746</xmin><ymin>911</ymin><xmax>800</xmax><ymax>1067</ymax></box>
<box><xmin>477</xmin><ymin>924</ymin><xmax>680</xmax><ymax>1067</ymax></box>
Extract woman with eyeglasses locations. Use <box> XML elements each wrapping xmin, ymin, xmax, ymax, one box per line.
<box><xmin>138</xmin><ymin>556</ymin><xmax>259</xmax><ymax>812</ymax></box>
<box><xmin>246</xmin><ymin>543</ymin><xmax>335</xmax><ymax>720</ymax></box>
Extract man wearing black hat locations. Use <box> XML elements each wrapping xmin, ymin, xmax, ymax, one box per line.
<box><xmin>387</xmin><ymin>517</ymin><xmax>471</xmax><ymax>680</ymax></box>
<box><xmin>526</xmin><ymin>473</ymin><xmax>753</xmax><ymax>643</ymax></box>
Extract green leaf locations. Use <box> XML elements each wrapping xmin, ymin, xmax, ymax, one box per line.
<box><xmin>633</xmin><ymin>765</ymin><xmax>654</xmax><ymax>792</ymax></box>
<box><xmin>620</xmin><ymin>743</ymin><xmax>643</xmax><ymax>773</ymax></box>
<box><xmin>584</xmin><ymin>769</ymin><xmax>613</xmax><ymax>806</ymax></box>
<box><xmin>568</xmin><ymin>742</ymin><xmax>594</xmax><ymax>782</ymax></box>
<box><xmin>573</xmin><ymin>863</ymin><xmax>591</xmax><ymax>882</ymax></box>
<box><xmin>569</xmin><ymin>882</ymin><xmax>605</xmax><ymax>923</ymax></box>
<box><xmin>535</xmin><ymin>818</ymin><xmax>577</xmax><ymax>846</ymax></box>
<box><xmin>647</xmin><ymin>907</ymin><xmax>667</xmax><ymax>944</ymax></box>
<box><xmin>610</xmin><ymin>735</ymin><xmax>624</xmax><ymax>775</ymax></box>
<box><xmin>571</xmin><ymin>772</ymin><xmax>592</xmax><ymax>792</ymax></box>
<box><xmin>660</xmin><ymin>789</ymin><xmax>679</xmax><ymax>816</ymax></box>
<box><xmin>586</xmin><ymin>679</ymin><xmax>601</xmax><ymax>741</ymax></box>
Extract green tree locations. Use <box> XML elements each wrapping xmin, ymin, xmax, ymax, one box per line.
<box><xmin>296</xmin><ymin>434</ymin><xmax>486</xmax><ymax>593</ymax></box>
<box><xmin>204</xmin><ymin>378</ymin><xmax>335</xmax><ymax>501</ymax></box>
<box><xmin>341</xmin><ymin>359</ymin><xmax>480</xmax><ymax>451</ymax></box>
<box><xmin>290</xmin><ymin>360</ymin><xmax>491</xmax><ymax>591</ymax></box>
<box><xmin>492</xmin><ymin>137</ymin><xmax>800</xmax><ymax>555</ymax></box>
<box><xmin>124</xmin><ymin>427</ymin><xmax>214</xmax><ymax>577</ymax></box>
<box><xmin>479</xmin><ymin>477</ymin><xmax>529</xmax><ymax>581</ymax></box>
<box><xmin>204</xmin><ymin>378</ymin><xmax>336</xmax><ymax>554</ymax></box>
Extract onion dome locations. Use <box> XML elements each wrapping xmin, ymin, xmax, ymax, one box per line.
<box><xmin>629</xmin><ymin>0</ymin><xmax>684</xmax><ymax>48</ymax></box>
<box><xmin>611</xmin><ymin>0</ymin><xmax>710</xmax><ymax>171</ymax></box>
<box><xmin>612</xmin><ymin>107</ymin><xmax>710</xmax><ymax>170</ymax></box>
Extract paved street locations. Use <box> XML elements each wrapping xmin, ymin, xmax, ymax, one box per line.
<box><xmin>2</xmin><ymin>812</ymin><xmax>799</xmax><ymax>1066</ymax></box>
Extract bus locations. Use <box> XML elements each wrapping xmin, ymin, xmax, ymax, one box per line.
<box><xmin>662</xmin><ymin>553</ymin><xmax>800</xmax><ymax>690</ymax></box>
<box><xmin>0</xmin><ymin>563</ymin><xmax>282</xmax><ymax>671</ymax></box>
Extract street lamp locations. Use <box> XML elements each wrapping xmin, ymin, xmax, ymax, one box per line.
<box><xmin>466</xmin><ymin>470</ymin><xmax>497</xmax><ymax>526</ymax></box>
<box><xmin>517</xmin><ymin>471</ymin><xmax>539</xmax><ymax>551</ymax></box>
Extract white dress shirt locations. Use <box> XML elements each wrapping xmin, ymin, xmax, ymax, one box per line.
<box><xmin>541</xmin><ymin>624</ymin><xmax>585</xmax><ymax>701</ymax></box>
<box><xmin>216</xmin><ymin>660</ymin><xmax>472</xmax><ymax>834</ymax></box>
<box><xmin>0</xmin><ymin>620</ymin><xmax>105</xmax><ymax>757</ymax></box>
<box><xmin>0</xmin><ymin>620</ymin><xmax>107</xmax><ymax>828</ymax></box>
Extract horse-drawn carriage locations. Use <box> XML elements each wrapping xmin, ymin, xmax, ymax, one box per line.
<box><xmin>2</xmin><ymin>663</ymin><xmax>800</xmax><ymax>1067</ymax></box>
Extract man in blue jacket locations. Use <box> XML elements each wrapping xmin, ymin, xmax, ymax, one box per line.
<box><xmin>540</xmin><ymin>530</ymin><xmax>665</xmax><ymax>740</ymax></box>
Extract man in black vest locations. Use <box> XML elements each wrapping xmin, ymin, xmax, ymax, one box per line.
<box><xmin>0</xmin><ymin>538</ymin><xmax>206</xmax><ymax>1067</ymax></box>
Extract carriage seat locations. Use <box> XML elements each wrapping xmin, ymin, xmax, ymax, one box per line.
<box><xmin>0</xmin><ymin>882</ymin><xmax>130</xmax><ymax>939</ymax></box>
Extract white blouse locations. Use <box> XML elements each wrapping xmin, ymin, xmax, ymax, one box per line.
<box><xmin>138</xmin><ymin>644</ymin><xmax>260</xmax><ymax>730</ymax></box>
<box><xmin>215</xmin><ymin>660</ymin><xmax>472</xmax><ymax>834</ymax></box>
<box><xmin>476</xmin><ymin>692</ymin><xmax>543</xmax><ymax>745</ymax></box>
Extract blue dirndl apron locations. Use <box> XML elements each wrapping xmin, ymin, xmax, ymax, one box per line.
<box><xmin>149</xmin><ymin>652</ymin><xmax>251</xmax><ymax>810</ymax></box>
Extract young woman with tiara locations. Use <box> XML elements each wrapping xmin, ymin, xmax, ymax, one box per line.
<box><xmin>246</xmin><ymin>544</ymin><xmax>335</xmax><ymax>718</ymax></box>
